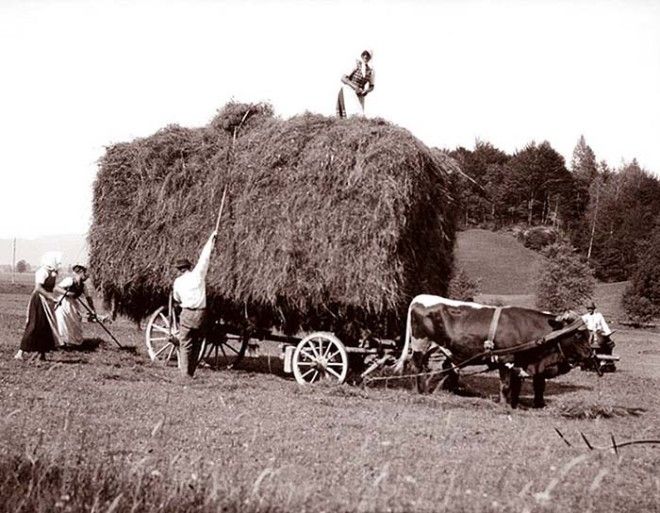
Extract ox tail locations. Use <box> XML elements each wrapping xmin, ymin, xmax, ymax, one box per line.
<box><xmin>394</xmin><ymin>301</ymin><xmax>414</xmax><ymax>373</ymax></box>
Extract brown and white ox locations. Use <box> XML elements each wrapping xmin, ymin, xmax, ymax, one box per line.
<box><xmin>394</xmin><ymin>295</ymin><xmax>595</xmax><ymax>408</ymax></box>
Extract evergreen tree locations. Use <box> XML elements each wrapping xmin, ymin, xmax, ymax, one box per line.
<box><xmin>623</xmin><ymin>218</ymin><xmax>660</xmax><ymax>321</ymax></box>
<box><xmin>570</xmin><ymin>135</ymin><xmax>598</xmax><ymax>183</ymax></box>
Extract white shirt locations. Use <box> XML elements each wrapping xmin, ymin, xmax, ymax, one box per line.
<box><xmin>35</xmin><ymin>267</ymin><xmax>50</xmax><ymax>285</ymax></box>
<box><xmin>172</xmin><ymin>236</ymin><xmax>214</xmax><ymax>309</ymax></box>
<box><xmin>581</xmin><ymin>311</ymin><xmax>612</xmax><ymax>336</ymax></box>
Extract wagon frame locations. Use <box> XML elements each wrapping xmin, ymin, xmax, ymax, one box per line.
<box><xmin>144</xmin><ymin>294</ymin><xmax>400</xmax><ymax>384</ymax></box>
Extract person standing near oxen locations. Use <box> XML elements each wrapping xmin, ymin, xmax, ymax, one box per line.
<box><xmin>582</xmin><ymin>301</ymin><xmax>616</xmax><ymax>371</ymax></box>
<box><xmin>55</xmin><ymin>265</ymin><xmax>97</xmax><ymax>346</ymax></box>
<box><xmin>15</xmin><ymin>251</ymin><xmax>63</xmax><ymax>361</ymax></box>
<box><xmin>336</xmin><ymin>49</ymin><xmax>375</xmax><ymax>118</ymax></box>
<box><xmin>172</xmin><ymin>229</ymin><xmax>217</xmax><ymax>379</ymax></box>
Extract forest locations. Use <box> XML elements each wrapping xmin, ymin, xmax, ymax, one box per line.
<box><xmin>448</xmin><ymin>136</ymin><xmax>660</xmax><ymax>320</ymax></box>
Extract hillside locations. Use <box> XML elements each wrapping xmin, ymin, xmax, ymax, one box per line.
<box><xmin>454</xmin><ymin>228</ymin><xmax>546</xmax><ymax>295</ymax></box>
<box><xmin>455</xmin><ymin>228</ymin><xmax>628</xmax><ymax>321</ymax></box>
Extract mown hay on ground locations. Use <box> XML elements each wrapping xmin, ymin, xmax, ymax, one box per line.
<box><xmin>89</xmin><ymin>103</ymin><xmax>457</xmax><ymax>340</ymax></box>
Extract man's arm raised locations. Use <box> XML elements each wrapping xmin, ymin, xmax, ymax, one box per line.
<box><xmin>193</xmin><ymin>230</ymin><xmax>218</xmax><ymax>279</ymax></box>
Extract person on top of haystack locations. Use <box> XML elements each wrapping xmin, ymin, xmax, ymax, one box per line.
<box><xmin>172</xmin><ymin>229</ymin><xmax>218</xmax><ymax>379</ymax></box>
<box><xmin>581</xmin><ymin>300</ymin><xmax>616</xmax><ymax>372</ymax></box>
<box><xmin>14</xmin><ymin>251</ymin><xmax>63</xmax><ymax>361</ymax></box>
<box><xmin>336</xmin><ymin>49</ymin><xmax>375</xmax><ymax>118</ymax></box>
<box><xmin>54</xmin><ymin>264</ymin><xmax>98</xmax><ymax>346</ymax></box>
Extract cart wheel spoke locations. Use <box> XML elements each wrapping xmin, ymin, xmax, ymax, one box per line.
<box><xmin>299</xmin><ymin>349</ymin><xmax>316</xmax><ymax>362</ymax></box>
<box><xmin>309</xmin><ymin>341</ymin><xmax>322</xmax><ymax>358</ymax></box>
<box><xmin>197</xmin><ymin>330</ymin><xmax>249</xmax><ymax>370</ymax></box>
<box><xmin>224</xmin><ymin>343</ymin><xmax>242</xmax><ymax>355</ymax></box>
<box><xmin>309</xmin><ymin>370</ymin><xmax>319</xmax><ymax>383</ymax></box>
<box><xmin>301</xmin><ymin>368</ymin><xmax>315</xmax><ymax>380</ymax></box>
<box><xmin>325</xmin><ymin>366</ymin><xmax>342</xmax><ymax>380</ymax></box>
<box><xmin>322</xmin><ymin>342</ymin><xmax>333</xmax><ymax>359</ymax></box>
<box><xmin>153</xmin><ymin>343</ymin><xmax>172</xmax><ymax>358</ymax></box>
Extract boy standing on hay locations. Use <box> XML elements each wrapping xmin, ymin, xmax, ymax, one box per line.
<box><xmin>173</xmin><ymin>229</ymin><xmax>217</xmax><ymax>379</ymax></box>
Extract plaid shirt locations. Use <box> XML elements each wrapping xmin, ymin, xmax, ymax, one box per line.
<box><xmin>346</xmin><ymin>61</ymin><xmax>375</xmax><ymax>91</ymax></box>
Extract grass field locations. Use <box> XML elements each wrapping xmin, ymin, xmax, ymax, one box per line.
<box><xmin>1</xmin><ymin>275</ymin><xmax>659</xmax><ymax>512</ymax></box>
<box><xmin>455</xmin><ymin>229</ymin><xmax>546</xmax><ymax>295</ymax></box>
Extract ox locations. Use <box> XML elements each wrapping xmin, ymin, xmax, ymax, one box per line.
<box><xmin>394</xmin><ymin>295</ymin><xmax>594</xmax><ymax>408</ymax></box>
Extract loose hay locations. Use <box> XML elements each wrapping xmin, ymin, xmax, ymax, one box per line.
<box><xmin>89</xmin><ymin>102</ymin><xmax>457</xmax><ymax>340</ymax></box>
<box><xmin>559</xmin><ymin>401</ymin><xmax>646</xmax><ymax>419</ymax></box>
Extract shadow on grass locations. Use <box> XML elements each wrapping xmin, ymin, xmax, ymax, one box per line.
<box><xmin>60</xmin><ymin>338</ymin><xmax>103</xmax><ymax>353</ymax></box>
<box><xmin>221</xmin><ymin>354</ymin><xmax>289</xmax><ymax>378</ymax></box>
<box><xmin>198</xmin><ymin>355</ymin><xmax>592</xmax><ymax>409</ymax></box>
<box><xmin>60</xmin><ymin>337</ymin><xmax>139</xmax><ymax>356</ymax></box>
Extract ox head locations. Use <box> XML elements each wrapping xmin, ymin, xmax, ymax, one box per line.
<box><xmin>549</xmin><ymin>310</ymin><xmax>581</xmax><ymax>330</ymax></box>
<box><xmin>552</xmin><ymin>318</ymin><xmax>598</xmax><ymax>373</ymax></box>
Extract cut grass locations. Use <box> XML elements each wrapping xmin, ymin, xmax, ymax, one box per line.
<box><xmin>1</xmin><ymin>283</ymin><xmax>659</xmax><ymax>512</ymax></box>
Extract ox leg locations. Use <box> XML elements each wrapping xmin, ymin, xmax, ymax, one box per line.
<box><xmin>509</xmin><ymin>372</ymin><xmax>522</xmax><ymax>409</ymax></box>
<box><xmin>498</xmin><ymin>367</ymin><xmax>510</xmax><ymax>405</ymax></box>
<box><xmin>439</xmin><ymin>360</ymin><xmax>459</xmax><ymax>393</ymax></box>
<box><xmin>533</xmin><ymin>375</ymin><xmax>546</xmax><ymax>408</ymax></box>
<box><xmin>412</xmin><ymin>351</ymin><xmax>427</xmax><ymax>394</ymax></box>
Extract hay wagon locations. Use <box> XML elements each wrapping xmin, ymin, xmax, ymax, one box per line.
<box><xmin>144</xmin><ymin>294</ymin><xmax>399</xmax><ymax>384</ymax></box>
<box><xmin>91</xmin><ymin>105</ymin><xmax>458</xmax><ymax>384</ymax></box>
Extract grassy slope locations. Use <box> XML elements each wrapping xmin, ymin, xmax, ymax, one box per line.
<box><xmin>1</xmin><ymin>282</ymin><xmax>659</xmax><ymax>513</ymax></box>
<box><xmin>455</xmin><ymin>229</ymin><xmax>629</xmax><ymax>322</ymax></box>
<box><xmin>454</xmin><ymin>229</ymin><xmax>546</xmax><ymax>295</ymax></box>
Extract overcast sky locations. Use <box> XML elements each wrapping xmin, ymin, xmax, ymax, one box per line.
<box><xmin>1</xmin><ymin>0</ymin><xmax>659</xmax><ymax>240</ymax></box>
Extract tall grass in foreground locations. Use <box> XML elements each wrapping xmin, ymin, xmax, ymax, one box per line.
<box><xmin>1</xmin><ymin>404</ymin><xmax>654</xmax><ymax>513</ymax></box>
<box><xmin>0</xmin><ymin>452</ymin><xmax>269</xmax><ymax>513</ymax></box>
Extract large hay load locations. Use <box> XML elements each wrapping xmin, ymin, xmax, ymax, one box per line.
<box><xmin>89</xmin><ymin>103</ymin><xmax>456</xmax><ymax>341</ymax></box>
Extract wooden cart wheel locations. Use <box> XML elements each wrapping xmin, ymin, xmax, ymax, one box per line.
<box><xmin>292</xmin><ymin>332</ymin><xmax>348</xmax><ymax>384</ymax></box>
<box><xmin>145</xmin><ymin>305</ymin><xmax>180</xmax><ymax>365</ymax></box>
<box><xmin>198</xmin><ymin>330</ymin><xmax>249</xmax><ymax>370</ymax></box>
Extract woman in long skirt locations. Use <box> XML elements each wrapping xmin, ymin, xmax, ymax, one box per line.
<box><xmin>15</xmin><ymin>252</ymin><xmax>63</xmax><ymax>361</ymax></box>
<box><xmin>55</xmin><ymin>264</ymin><xmax>96</xmax><ymax>345</ymax></box>
<box><xmin>336</xmin><ymin>49</ymin><xmax>375</xmax><ymax>118</ymax></box>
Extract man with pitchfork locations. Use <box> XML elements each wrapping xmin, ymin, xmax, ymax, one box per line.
<box><xmin>172</xmin><ymin>188</ymin><xmax>226</xmax><ymax>379</ymax></box>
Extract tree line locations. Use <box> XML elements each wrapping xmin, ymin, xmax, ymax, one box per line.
<box><xmin>448</xmin><ymin>136</ymin><xmax>660</xmax><ymax>320</ymax></box>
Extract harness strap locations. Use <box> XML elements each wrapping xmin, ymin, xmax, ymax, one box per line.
<box><xmin>555</xmin><ymin>339</ymin><xmax>566</xmax><ymax>360</ymax></box>
<box><xmin>484</xmin><ymin>307</ymin><xmax>502</xmax><ymax>351</ymax></box>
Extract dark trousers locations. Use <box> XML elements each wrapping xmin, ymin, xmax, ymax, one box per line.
<box><xmin>179</xmin><ymin>308</ymin><xmax>206</xmax><ymax>377</ymax></box>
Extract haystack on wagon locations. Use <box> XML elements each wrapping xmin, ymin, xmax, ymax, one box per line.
<box><xmin>89</xmin><ymin>103</ymin><xmax>457</xmax><ymax>383</ymax></box>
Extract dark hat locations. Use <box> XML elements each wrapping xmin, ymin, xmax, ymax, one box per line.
<box><xmin>174</xmin><ymin>258</ymin><xmax>193</xmax><ymax>270</ymax></box>
<box><xmin>72</xmin><ymin>264</ymin><xmax>87</xmax><ymax>273</ymax></box>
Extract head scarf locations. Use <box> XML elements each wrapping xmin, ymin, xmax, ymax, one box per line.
<box><xmin>40</xmin><ymin>251</ymin><xmax>63</xmax><ymax>271</ymax></box>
